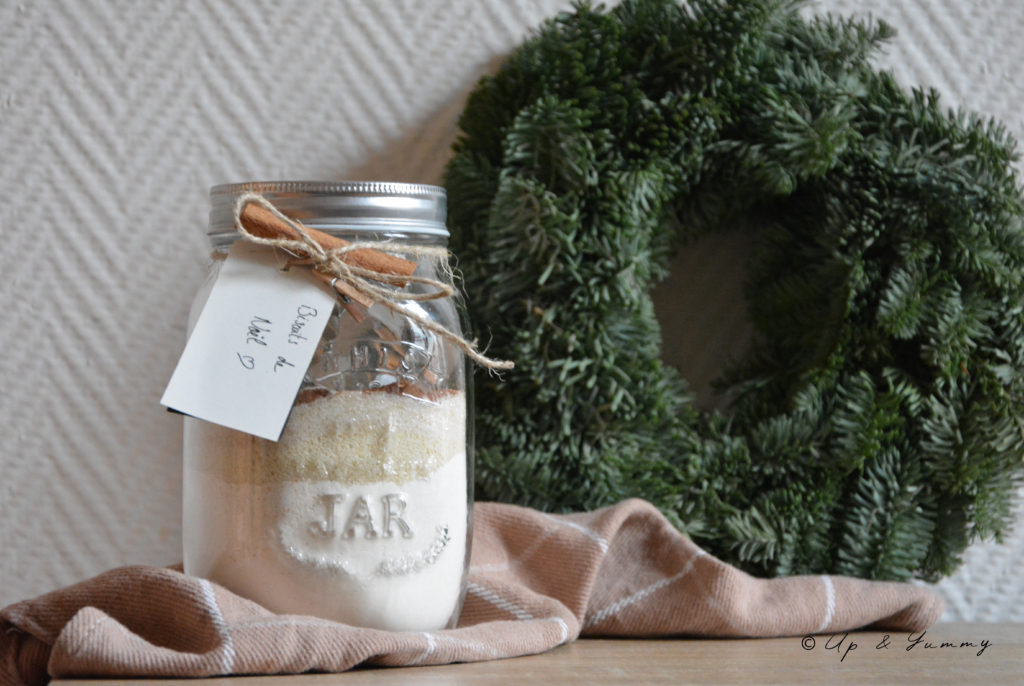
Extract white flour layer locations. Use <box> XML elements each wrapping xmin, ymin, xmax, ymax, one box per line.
<box><xmin>183</xmin><ymin>391</ymin><xmax>469</xmax><ymax>631</ymax></box>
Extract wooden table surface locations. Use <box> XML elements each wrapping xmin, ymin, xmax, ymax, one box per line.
<box><xmin>52</xmin><ymin>622</ymin><xmax>1022</xmax><ymax>685</ymax></box>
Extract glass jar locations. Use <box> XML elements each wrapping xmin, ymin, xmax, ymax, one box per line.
<box><xmin>182</xmin><ymin>181</ymin><xmax>472</xmax><ymax>631</ymax></box>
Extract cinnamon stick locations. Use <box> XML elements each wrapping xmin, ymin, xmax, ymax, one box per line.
<box><xmin>239</xmin><ymin>203</ymin><xmax>417</xmax><ymax>315</ymax></box>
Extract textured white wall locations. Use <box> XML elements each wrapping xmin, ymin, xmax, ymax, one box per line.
<box><xmin>0</xmin><ymin>0</ymin><xmax>1020</xmax><ymax>621</ymax></box>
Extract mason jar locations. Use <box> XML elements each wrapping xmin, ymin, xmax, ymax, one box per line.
<box><xmin>182</xmin><ymin>181</ymin><xmax>472</xmax><ymax>631</ymax></box>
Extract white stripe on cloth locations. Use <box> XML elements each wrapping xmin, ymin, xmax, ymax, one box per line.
<box><xmin>466</xmin><ymin>581</ymin><xmax>534</xmax><ymax>621</ymax></box>
<box><xmin>538</xmin><ymin>512</ymin><xmax>610</xmax><ymax>553</ymax></box>
<box><xmin>816</xmin><ymin>575</ymin><xmax>836</xmax><ymax>634</ymax></box>
<box><xmin>428</xmin><ymin>632</ymin><xmax>506</xmax><ymax>660</ymax></box>
<box><xmin>584</xmin><ymin>550</ymin><xmax>707</xmax><ymax>630</ymax></box>
<box><xmin>466</xmin><ymin>582</ymin><xmax>571</xmax><ymax>645</ymax></box>
<box><xmin>198</xmin><ymin>579</ymin><xmax>236</xmax><ymax>673</ymax></box>
<box><xmin>471</xmin><ymin>513</ymin><xmax>610</xmax><ymax>574</ymax></box>
<box><xmin>408</xmin><ymin>632</ymin><xmax>438</xmax><ymax>666</ymax></box>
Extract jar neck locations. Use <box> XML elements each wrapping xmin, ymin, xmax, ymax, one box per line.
<box><xmin>211</xmin><ymin>226</ymin><xmax>449</xmax><ymax>253</ymax></box>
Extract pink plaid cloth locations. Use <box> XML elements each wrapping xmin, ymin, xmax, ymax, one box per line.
<box><xmin>1</xmin><ymin>499</ymin><xmax>943</xmax><ymax>684</ymax></box>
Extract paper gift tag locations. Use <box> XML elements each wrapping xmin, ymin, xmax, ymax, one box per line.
<box><xmin>161</xmin><ymin>241</ymin><xmax>336</xmax><ymax>441</ymax></box>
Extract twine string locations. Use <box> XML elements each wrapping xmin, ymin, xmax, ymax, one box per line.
<box><xmin>232</xmin><ymin>192</ymin><xmax>513</xmax><ymax>371</ymax></box>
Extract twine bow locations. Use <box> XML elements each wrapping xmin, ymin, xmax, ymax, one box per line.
<box><xmin>232</xmin><ymin>192</ymin><xmax>513</xmax><ymax>371</ymax></box>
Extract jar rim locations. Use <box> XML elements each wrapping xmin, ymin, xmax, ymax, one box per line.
<box><xmin>208</xmin><ymin>180</ymin><xmax>448</xmax><ymax>238</ymax></box>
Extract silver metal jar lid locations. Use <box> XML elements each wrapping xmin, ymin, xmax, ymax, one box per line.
<box><xmin>208</xmin><ymin>181</ymin><xmax>448</xmax><ymax>239</ymax></box>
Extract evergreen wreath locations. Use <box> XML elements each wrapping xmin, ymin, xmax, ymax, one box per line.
<box><xmin>445</xmin><ymin>0</ymin><xmax>1024</xmax><ymax>581</ymax></box>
